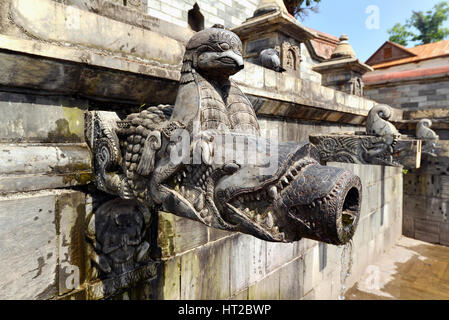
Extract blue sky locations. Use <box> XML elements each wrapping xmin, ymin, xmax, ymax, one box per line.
<box><xmin>301</xmin><ymin>0</ymin><xmax>449</xmax><ymax>62</ymax></box>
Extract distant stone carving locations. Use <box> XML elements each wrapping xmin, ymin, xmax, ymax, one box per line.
<box><xmin>416</xmin><ymin>119</ymin><xmax>441</xmax><ymax>157</ymax></box>
<box><xmin>366</xmin><ymin>104</ymin><xmax>400</xmax><ymax>137</ymax></box>
<box><xmin>88</xmin><ymin>26</ymin><xmax>363</xmax><ymax>261</ymax></box>
<box><xmin>310</xmin><ymin>104</ymin><xmax>422</xmax><ymax>168</ymax></box>
<box><xmin>416</xmin><ymin>119</ymin><xmax>438</xmax><ymax>140</ymax></box>
<box><xmin>280</xmin><ymin>42</ymin><xmax>301</xmax><ymax>71</ymax></box>
<box><xmin>259</xmin><ymin>48</ymin><xmax>286</xmax><ymax>72</ymax></box>
<box><xmin>310</xmin><ymin>134</ymin><xmax>400</xmax><ymax>167</ymax></box>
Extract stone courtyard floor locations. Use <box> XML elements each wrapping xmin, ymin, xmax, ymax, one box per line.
<box><xmin>345</xmin><ymin>236</ymin><xmax>449</xmax><ymax>300</ymax></box>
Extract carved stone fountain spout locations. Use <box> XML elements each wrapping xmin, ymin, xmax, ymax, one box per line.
<box><xmin>87</xmin><ymin>27</ymin><xmax>363</xmax><ymax>290</ymax></box>
<box><xmin>310</xmin><ymin>104</ymin><xmax>422</xmax><ymax>169</ymax></box>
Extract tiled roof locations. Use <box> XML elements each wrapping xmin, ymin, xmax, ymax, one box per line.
<box><xmin>306</xmin><ymin>27</ymin><xmax>339</xmax><ymax>60</ymax></box>
<box><xmin>364</xmin><ymin>65</ymin><xmax>449</xmax><ymax>83</ymax></box>
<box><xmin>370</xmin><ymin>40</ymin><xmax>449</xmax><ymax>69</ymax></box>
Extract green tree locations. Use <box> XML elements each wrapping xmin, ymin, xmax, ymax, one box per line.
<box><xmin>388</xmin><ymin>23</ymin><xmax>414</xmax><ymax>46</ymax></box>
<box><xmin>388</xmin><ymin>1</ymin><xmax>449</xmax><ymax>46</ymax></box>
<box><xmin>284</xmin><ymin>0</ymin><xmax>321</xmax><ymax>20</ymax></box>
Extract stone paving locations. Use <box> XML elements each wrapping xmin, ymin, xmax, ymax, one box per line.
<box><xmin>345</xmin><ymin>236</ymin><xmax>449</xmax><ymax>300</ymax></box>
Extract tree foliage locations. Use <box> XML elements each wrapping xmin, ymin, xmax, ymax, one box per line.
<box><xmin>284</xmin><ymin>0</ymin><xmax>321</xmax><ymax>20</ymax></box>
<box><xmin>388</xmin><ymin>1</ymin><xmax>449</xmax><ymax>46</ymax></box>
<box><xmin>388</xmin><ymin>23</ymin><xmax>415</xmax><ymax>46</ymax></box>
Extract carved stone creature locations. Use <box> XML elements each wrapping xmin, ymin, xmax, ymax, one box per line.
<box><xmin>416</xmin><ymin>119</ymin><xmax>438</xmax><ymax>140</ymax></box>
<box><xmin>366</xmin><ymin>104</ymin><xmax>400</xmax><ymax>137</ymax></box>
<box><xmin>259</xmin><ymin>48</ymin><xmax>286</xmax><ymax>73</ymax></box>
<box><xmin>310</xmin><ymin>134</ymin><xmax>401</xmax><ymax>167</ymax></box>
<box><xmin>310</xmin><ymin>104</ymin><xmax>415</xmax><ymax>167</ymax></box>
<box><xmin>90</xmin><ymin>26</ymin><xmax>362</xmax><ymax>246</ymax></box>
<box><xmin>416</xmin><ymin>119</ymin><xmax>440</xmax><ymax>157</ymax></box>
<box><xmin>86</xmin><ymin>199</ymin><xmax>151</xmax><ymax>279</ymax></box>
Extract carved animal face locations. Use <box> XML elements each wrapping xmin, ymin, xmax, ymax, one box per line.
<box><xmin>151</xmin><ymin>132</ymin><xmax>362</xmax><ymax>245</ymax></box>
<box><xmin>197</xmin><ymin>49</ymin><xmax>244</xmax><ymax>77</ymax></box>
<box><xmin>182</xmin><ymin>27</ymin><xmax>244</xmax><ymax>80</ymax></box>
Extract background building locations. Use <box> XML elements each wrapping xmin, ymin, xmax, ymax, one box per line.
<box><xmin>364</xmin><ymin>40</ymin><xmax>449</xmax><ymax>247</ymax></box>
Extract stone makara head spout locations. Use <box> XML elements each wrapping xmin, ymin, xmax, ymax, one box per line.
<box><xmin>90</xmin><ymin>27</ymin><xmax>362</xmax><ymax>246</ymax></box>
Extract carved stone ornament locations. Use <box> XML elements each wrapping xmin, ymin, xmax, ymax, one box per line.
<box><xmin>310</xmin><ymin>104</ymin><xmax>422</xmax><ymax>168</ymax></box>
<box><xmin>416</xmin><ymin>119</ymin><xmax>441</xmax><ymax>157</ymax></box>
<box><xmin>88</xmin><ymin>26</ymin><xmax>363</xmax><ymax>262</ymax></box>
<box><xmin>85</xmin><ymin>198</ymin><xmax>158</xmax><ymax>299</ymax></box>
<box><xmin>350</xmin><ymin>77</ymin><xmax>363</xmax><ymax>97</ymax></box>
<box><xmin>280</xmin><ymin>42</ymin><xmax>301</xmax><ymax>71</ymax></box>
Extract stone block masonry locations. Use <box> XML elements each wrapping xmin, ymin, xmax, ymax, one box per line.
<box><xmin>146</xmin><ymin>0</ymin><xmax>259</xmax><ymax>29</ymax></box>
<box><xmin>403</xmin><ymin>141</ymin><xmax>449</xmax><ymax>246</ymax></box>
<box><xmin>155</xmin><ymin>163</ymin><xmax>403</xmax><ymax>300</ymax></box>
<box><xmin>365</xmin><ymin>79</ymin><xmax>449</xmax><ymax>111</ymax></box>
<box><xmin>0</xmin><ymin>190</ymin><xmax>87</xmax><ymax>299</ymax></box>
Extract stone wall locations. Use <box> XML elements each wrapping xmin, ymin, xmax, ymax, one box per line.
<box><xmin>54</xmin><ymin>0</ymin><xmax>259</xmax><ymax>31</ymax></box>
<box><xmin>365</xmin><ymin>78</ymin><xmax>449</xmax><ymax>111</ymax></box>
<box><xmin>0</xmin><ymin>91</ymin><xmax>91</xmax><ymax>299</ymax></box>
<box><xmin>155</xmin><ymin>163</ymin><xmax>403</xmax><ymax>300</ymax></box>
<box><xmin>403</xmin><ymin>141</ymin><xmax>449</xmax><ymax>247</ymax></box>
<box><xmin>147</xmin><ymin>0</ymin><xmax>259</xmax><ymax>29</ymax></box>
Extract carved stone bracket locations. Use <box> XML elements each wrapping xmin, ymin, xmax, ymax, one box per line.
<box><xmin>309</xmin><ymin>133</ymin><xmax>422</xmax><ymax>168</ymax></box>
<box><xmin>310</xmin><ymin>104</ymin><xmax>422</xmax><ymax>168</ymax></box>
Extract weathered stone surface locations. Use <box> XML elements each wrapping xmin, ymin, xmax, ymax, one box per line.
<box><xmin>440</xmin><ymin>223</ymin><xmax>449</xmax><ymax>246</ymax></box>
<box><xmin>279</xmin><ymin>258</ymin><xmax>304</xmax><ymax>300</ymax></box>
<box><xmin>0</xmin><ymin>93</ymin><xmax>86</xmax><ymax>143</ymax></box>
<box><xmin>56</xmin><ymin>191</ymin><xmax>86</xmax><ymax>296</ymax></box>
<box><xmin>230</xmin><ymin>289</ymin><xmax>249</xmax><ymax>300</ymax></box>
<box><xmin>248</xmin><ymin>271</ymin><xmax>280</xmax><ymax>300</ymax></box>
<box><xmin>234</xmin><ymin>63</ymin><xmax>380</xmax><ymax>125</ymax></box>
<box><xmin>404</xmin><ymin>195</ymin><xmax>447</xmax><ymax>223</ymax></box>
<box><xmin>230</xmin><ymin>234</ymin><xmax>266</xmax><ymax>296</ymax></box>
<box><xmin>0</xmin><ymin>190</ymin><xmax>80</xmax><ymax>299</ymax></box>
<box><xmin>60</xmin><ymin>0</ymin><xmax>195</xmax><ymax>44</ymax></box>
<box><xmin>10</xmin><ymin>0</ymin><xmax>185</xmax><ymax>67</ymax></box>
<box><xmin>0</xmin><ymin>144</ymin><xmax>92</xmax><ymax>192</ymax></box>
<box><xmin>180</xmin><ymin>239</ymin><xmax>230</xmax><ymax>300</ymax></box>
<box><xmin>208</xmin><ymin>227</ymin><xmax>235</xmax><ymax>242</ymax></box>
<box><xmin>258</xmin><ymin>117</ymin><xmax>360</xmax><ymax>144</ymax></box>
<box><xmin>414</xmin><ymin>219</ymin><xmax>440</xmax><ymax>244</ymax></box>
<box><xmin>0</xmin><ymin>45</ymin><xmax>179</xmax><ymax>105</ymax></box>
<box><xmin>302</xmin><ymin>245</ymin><xmax>320</xmax><ymax>294</ymax></box>
<box><xmin>158</xmin><ymin>211</ymin><xmax>208</xmax><ymax>258</ymax></box>
<box><xmin>265</xmin><ymin>241</ymin><xmax>296</xmax><ymax>273</ymax></box>
<box><xmin>365</xmin><ymin>78</ymin><xmax>449</xmax><ymax>112</ymax></box>
<box><xmin>159</xmin><ymin>257</ymin><xmax>181</xmax><ymax>300</ymax></box>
